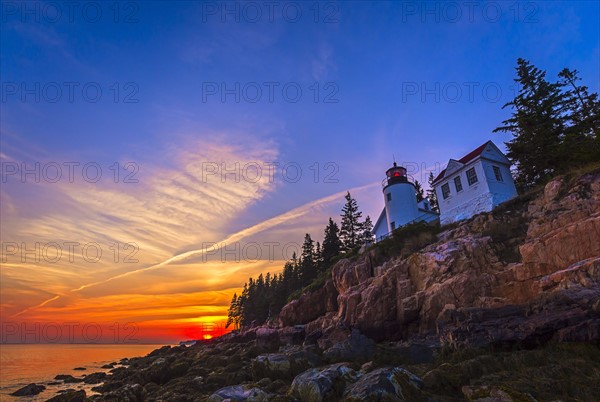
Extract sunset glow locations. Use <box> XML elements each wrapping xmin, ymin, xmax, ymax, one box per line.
<box><xmin>1</xmin><ymin>1</ymin><xmax>598</xmax><ymax>345</ymax></box>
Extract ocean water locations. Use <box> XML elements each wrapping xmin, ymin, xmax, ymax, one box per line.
<box><xmin>0</xmin><ymin>344</ymin><xmax>162</xmax><ymax>401</ymax></box>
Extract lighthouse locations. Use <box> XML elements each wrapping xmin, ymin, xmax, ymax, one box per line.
<box><xmin>373</xmin><ymin>162</ymin><xmax>439</xmax><ymax>241</ymax></box>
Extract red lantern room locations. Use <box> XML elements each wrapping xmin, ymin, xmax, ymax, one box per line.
<box><xmin>383</xmin><ymin>162</ymin><xmax>409</xmax><ymax>187</ymax></box>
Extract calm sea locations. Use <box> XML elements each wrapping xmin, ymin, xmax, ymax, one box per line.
<box><xmin>0</xmin><ymin>344</ymin><xmax>163</xmax><ymax>401</ymax></box>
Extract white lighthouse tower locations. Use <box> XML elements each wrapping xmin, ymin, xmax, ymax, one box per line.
<box><xmin>373</xmin><ymin>162</ymin><xmax>439</xmax><ymax>241</ymax></box>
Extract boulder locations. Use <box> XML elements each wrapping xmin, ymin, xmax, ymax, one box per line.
<box><xmin>54</xmin><ymin>374</ymin><xmax>83</xmax><ymax>383</ymax></box>
<box><xmin>45</xmin><ymin>390</ymin><xmax>86</xmax><ymax>402</ymax></box>
<box><xmin>83</xmin><ymin>371</ymin><xmax>107</xmax><ymax>384</ymax></box>
<box><xmin>252</xmin><ymin>353</ymin><xmax>291</xmax><ymax>378</ymax></box>
<box><xmin>141</xmin><ymin>356</ymin><xmax>189</xmax><ymax>384</ymax></box>
<box><xmin>289</xmin><ymin>363</ymin><xmax>359</xmax><ymax>402</ymax></box>
<box><xmin>147</xmin><ymin>345</ymin><xmax>171</xmax><ymax>357</ymax></box>
<box><xmin>251</xmin><ymin>347</ymin><xmax>321</xmax><ymax>379</ymax></box>
<box><xmin>11</xmin><ymin>383</ymin><xmax>45</xmax><ymax>396</ymax></box>
<box><xmin>208</xmin><ymin>385</ymin><xmax>268</xmax><ymax>401</ymax></box>
<box><xmin>323</xmin><ymin>329</ymin><xmax>375</xmax><ymax>363</ymax></box>
<box><xmin>342</xmin><ymin>367</ymin><xmax>424</xmax><ymax>401</ymax></box>
<box><xmin>102</xmin><ymin>383</ymin><xmax>145</xmax><ymax>402</ymax></box>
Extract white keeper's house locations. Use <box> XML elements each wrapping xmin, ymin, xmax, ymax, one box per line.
<box><xmin>431</xmin><ymin>140</ymin><xmax>518</xmax><ymax>225</ymax></box>
<box><xmin>372</xmin><ymin>140</ymin><xmax>518</xmax><ymax>240</ymax></box>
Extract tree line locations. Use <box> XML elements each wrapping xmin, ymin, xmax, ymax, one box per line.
<box><xmin>226</xmin><ymin>192</ymin><xmax>374</xmax><ymax>329</ymax></box>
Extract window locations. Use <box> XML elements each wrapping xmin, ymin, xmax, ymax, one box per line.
<box><xmin>387</xmin><ymin>192</ymin><xmax>392</xmax><ymax>202</ymax></box>
<box><xmin>390</xmin><ymin>221</ymin><xmax>396</xmax><ymax>230</ymax></box>
<box><xmin>441</xmin><ymin>183</ymin><xmax>451</xmax><ymax>199</ymax></box>
<box><xmin>454</xmin><ymin>176</ymin><xmax>463</xmax><ymax>192</ymax></box>
<box><xmin>424</xmin><ymin>203</ymin><xmax>429</xmax><ymax>211</ymax></box>
<box><xmin>466</xmin><ymin>167</ymin><xmax>478</xmax><ymax>185</ymax></box>
<box><xmin>493</xmin><ymin>166</ymin><xmax>503</xmax><ymax>182</ymax></box>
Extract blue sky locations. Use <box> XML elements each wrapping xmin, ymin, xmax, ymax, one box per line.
<box><xmin>1</xmin><ymin>1</ymin><xmax>599</xmax><ymax>341</ymax></box>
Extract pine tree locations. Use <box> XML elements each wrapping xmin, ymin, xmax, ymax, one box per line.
<box><xmin>237</xmin><ymin>284</ymin><xmax>248</xmax><ymax>327</ymax></box>
<box><xmin>299</xmin><ymin>234</ymin><xmax>316</xmax><ymax>285</ymax></box>
<box><xmin>314</xmin><ymin>241</ymin><xmax>323</xmax><ymax>272</ymax></box>
<box><xmin>361</xmin><ymin>215</ymin><xmax>374</xmax><ymax>244</ymax></box>
<box><xmin>339</xmin><ymin>192</ymin><xmax>363</xmax><ymax>251</ymax></box>
<box><xmin>225</xmin><ymin>293</ymin><xmax>239</xmax><ymax>329</ymax></box>
<box><xmin>494</xmin><ymin>58</ymin><xmax>567</xmax><ymax>188</ymax></box>
<box><xmin>244</xmin><ymin>277</ymin><xmax>257</xmax><ymax>325</ymax></box>
<box><xmin>269</xmin><ymin>273</ymin><xmax>286</xmax><ymax>318</ymax></box>
<box><xmin>557</xmin><ymin>68</ymin><xmax>600</xmax><ymax>166</ymax></box>
<box><xmin>255</xmin><ymin>274</ymin><xmax>268</xmax><ymax>322</ymax></box>
<box><xmin>322</xmin><ymin>217</ymin><xmax>341</xmax><ymax>264</ymax></box>
<box><xmin>290</xmin><ymin>252</ymin><xmax>300</xmax><ymax>289</ymax></box>
<box><xmin>414</xmin><ymin>180</ymin><xmax>425</xmax><ymax>202</ymax></box>
<box><xmin>426</xmin><ymin>172</ymin><xmax>439</xmax><ymax>213</ymax></box>
<box><xmin>281</xmin><ymin>261</ymin><xmax>295</xmax><ymax>300</ymax></box>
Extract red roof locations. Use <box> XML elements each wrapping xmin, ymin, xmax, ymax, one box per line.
<box><xmin>432</xmin><ymin>141</ymin><xmax>490</xmax><ymax>184</ymax></box>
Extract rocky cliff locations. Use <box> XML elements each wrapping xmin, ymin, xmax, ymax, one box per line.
<box><xmin>279</xmin><ymin>169</ymin><xmax>600</xmax><ymax>348</ymax></box>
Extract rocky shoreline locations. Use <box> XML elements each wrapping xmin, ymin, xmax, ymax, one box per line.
<box><xmin>24</xmin><ymin>330</ymin><xmax>600</xmax><ymax>401</ymax></box>
<box><xmin>18</xmin><ymin>168</ymin><xmax>600</xmax><ymax>401</ymax></box>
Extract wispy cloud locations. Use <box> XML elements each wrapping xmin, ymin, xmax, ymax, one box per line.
<box><xmin>2</xmin><ymin>137</ymin><xmax>279</xmax><ymax>317</ymax></box>
<box><xmin>9</xmin><ymin>181</ymin><xmax>377</xmax><ymax>319</ymax></box>
<box><xmin>2</xmin><ymin>130</ymin><xmax>378</xmax><ymax>341</ymax></box>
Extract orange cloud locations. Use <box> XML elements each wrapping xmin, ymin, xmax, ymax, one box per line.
<box><xmin>2</xmin><ymin>136</ymin><xmax>378</xmax><ymax>342</ymax></box>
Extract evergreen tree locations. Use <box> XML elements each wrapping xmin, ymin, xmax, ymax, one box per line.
<box><xmin>255</xmin><ymin>274</ymin><xmax>268</xmax><ymax>323</ymax></box>
<box><xmin>361</xmin><ymin>215</ymin><xmax>374</xmax><ymax>244</ymax></box>
<box><xmin>270</xmin><ymin>273</ymin><xmax>286</xmax><ymax>317</ymax></box>
<box><xmin>339</xmin><ymin>192</ymin><xmax>363</xmax><ymax>251</ymax></box>
<box><xmin>414</xmin><ymin>180</ymin><xmax>425</xmax><ymax>202</ymax></box>
<box><xmin>290</xmin><ymin>252</ymin><xmax>300</xmax><ymax>289</ymax></box>
<box><xmin>557</xmin><ymin>68</ymin><xmax>600</xmax><ymax>166</ymax></box>
<box><xmin>314</xmin><ymin>241</ymin><xmax>323</xmax><ymax>272</ymax></box>
<box><xmin>299</xmin><ymin>234</ymin><xmax>316</xmax><ymax>285</ymax></box>
<box><xmin>237</xmin><ymin>284</ymin><xmax>248</xmax><ymax>326</ymax></box>
<box><xmin>494</xmin><ymin>58</ymin><xmax>567</xmax><ymax>188</ymax></box>
<box><xmin>281</xmin><ymin>259</ymin><xmax>296</xmax><ymax>292</ymax></box>
<box><xmin>244</xmin><ymin>277</ymin><xmax>257</xmax><ymax>325</ymax></box>
<box><xmin>322</xmin><ymin>218</ymin><xmax>341</xmax><ymax>264</ymax></box>
<box><xmin>426</xmin><ymin>172</ymin><xmax>439</xmax><ymax>213</ymax></box>
<box><xmin>225</xmin><ymin>293</ymin><xmax>239</xmax><ymax>329</ymax></box>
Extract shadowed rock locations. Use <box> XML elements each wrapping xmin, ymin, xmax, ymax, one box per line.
<box><xmin>45</xmin><ymin>389</ymin><xmax>86</xmax><ymax>402</ymax></box>
<box><xmin>290</xmin><ymin>363</ymin><xmax>359</xmax><ymax>402</ymax></box>
<box><xmin>343</xmin><ymin>367</ymin><xmax>424</xmax><ymax>401</ymax></box>
<box><xmin>11</xmin><ymin>383</ymin><xmax>45</xmax><ymax>396</ymax></box>
<box><xmin>83</xmin><ymin>371</ymin><xmax>107</xmax><ymax>384</ymax></box>
<box><xmin>54</xmin><ymin>374</ymin><xmax>83</xmax><ymax>383</ymax></box>
<box><xmin>208</xmin><ymin>385</ymin><xmax>268</xmax><ymax>401</ymax></box>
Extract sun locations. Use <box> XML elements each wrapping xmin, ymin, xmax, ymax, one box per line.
<box><xmin>203</xmin><ymin>334</ymin><xmax>213</xmax><ymax>340</ymax></box>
